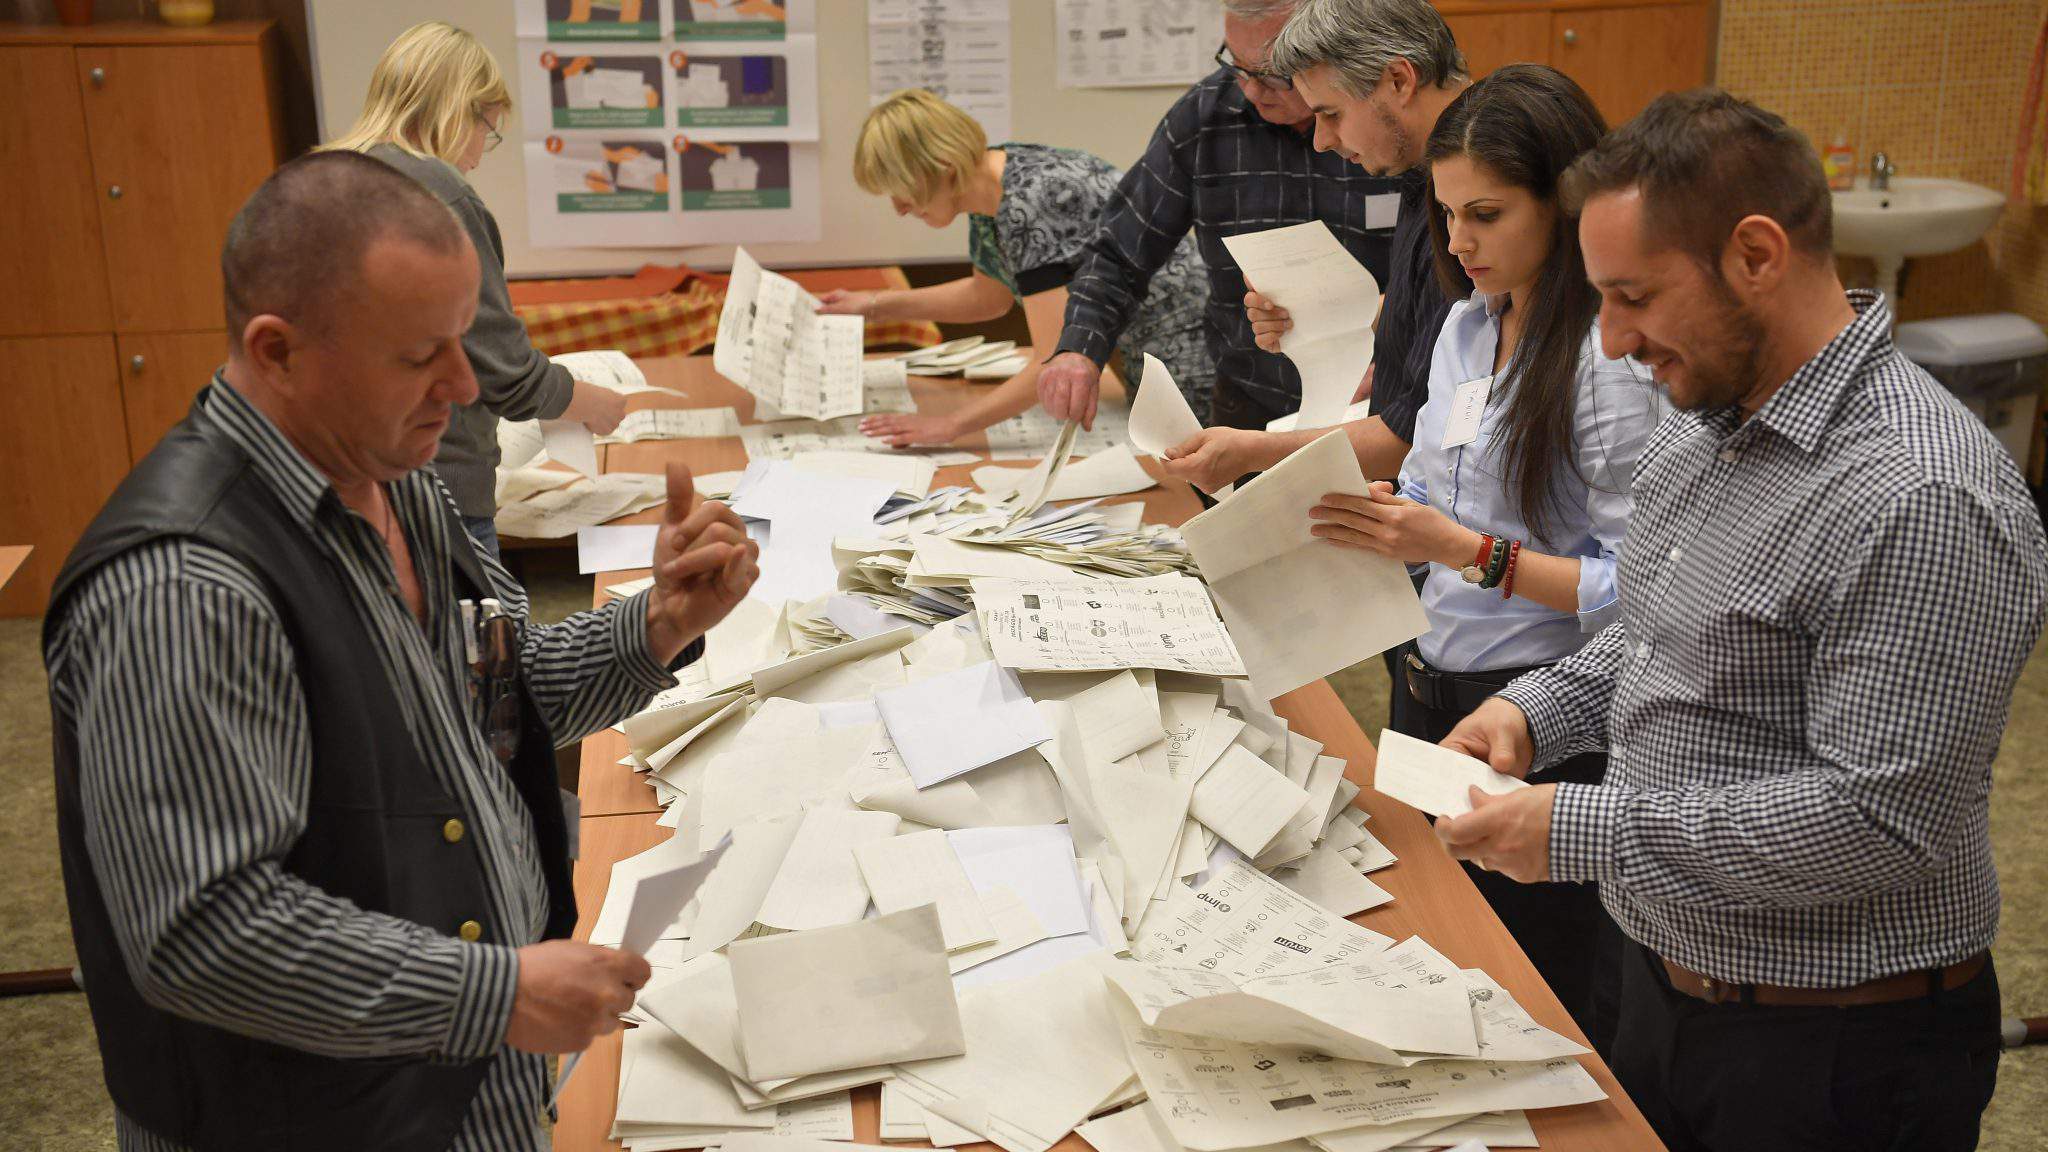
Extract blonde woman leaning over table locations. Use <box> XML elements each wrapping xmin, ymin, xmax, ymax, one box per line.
<box><xmin>821</xmin><ymin>89</ymin><xmax>1217</xmax><ymax>447</ymax></box>
<box><xmin>324</xmin><ymin>21</ymin><xmax>628</xmax><ymax>562</ymax></box>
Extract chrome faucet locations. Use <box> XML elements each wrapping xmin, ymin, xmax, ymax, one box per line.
<box><xmin>1871</xmin><ymin>151</ymin><xmax>1897</xmax><ymax>191</ymax></box>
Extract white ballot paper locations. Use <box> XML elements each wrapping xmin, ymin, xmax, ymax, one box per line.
<box><xmin>579</xmin><ymin>523</ymin><xmax>662</xmax><ymax>574</ymax></box>
<box><xmin>1127</xmin><ymin>353</ymin><xmax>1204</xmax><ymax>458</ymax></box>
<box><xmin>541</xmin><ymin>419</ymin><xmax>600</xmax><ymax>479</ymax></box>
<box><xmin>1219</xmin><ymin>222</ymin><xmax>1380</xmax><ymax>432</ymax></box>
<box><xmin>728</xmin><ymin>904</ymin><xmax>965</xmax><ymax>1081</ymax></box>
<box><xmin>1130</xmin><ymin>860</ymin><xmax>1392</xmax><ymax>978</ymax></box>
<box><xmin>853</xmin><ymin>828</ymin><xmax>997</xmax><ymax>951</ymax></box>
<box><xmin>1277</xmin><ymin>843</ymin><xmax>1394</xmax><ymax>919</ymax></box>
<box><xmin>618</xmin><ymin>837</ymin><xmax>732</xmax><ymax>955</ymax></box>
<box><xmin>874</xmin><ymin>660</ymin><xmax>1053</xmax><ymax>788</ymax></box>
<box><xmin>1191</xmin><ymin>745</ymin><xmax>1312</xmax><ymax>857</ymax></box>
<box><xmin>1101</xmin><ymin>952</ymin><xmax>1479</xmax><ymax>1067</ymax></box>
<box><xmin>892</xmin><ymin>955</ymin><xmax>1133</xmax><ymax>1152</ymax></box>
<box><xmin>1113</xmin><ymin>998</ymin><xmax>1604</xmax><ymax>1152</ymax></box>
<box><xmin>554</xmin><ymin>349</ymin><xmax>678</xmax><ymax>397</ymax></box>
<box><xmin>1182</xmin><ymin>431</ymin><xmax>1427</xmax><ymax>701</ymax></box>
<box><xmin>600</xmin><ymin>407</ymin><xmax>743</xmax><ymax>444</ymax></box>
<box><xmin>554</xmin><ymin>836</ymin><xmax>730</xmax><ymax>1106</ymax></box>
<box><xmin>974</xmin><ymin>574</ymin><xmax>1246</xmax><ymax>677</ymax></box>
<box><xmin>752</xmin><ymin>808</ymin><xmax>900</xmax><ymax>932</ymax></box>
<box><xmin>1372</xmin><ymin>729</ymin><xmax>1529</xmax><ymax>818</ymax></box>
<box><xmin>714</xmin><ymin>248</ymin><xmax>865</xmax><ymax>420</ymax></box>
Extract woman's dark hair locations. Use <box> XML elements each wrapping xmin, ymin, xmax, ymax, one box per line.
<box><xmin>1423</xmin><ymin>64</ymin><xmax>1607</xmax><ymax>543</ymax></box>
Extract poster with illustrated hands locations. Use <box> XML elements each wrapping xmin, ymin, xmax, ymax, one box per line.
<box><xmin>676</xmin><ymin>0</ymin><xmax>815</xmax><ymax>41</ymax></box>
<box><xmin>522</xmin><ymin>137</ymin><xmax>819</xmax><ymax>246</ymax></box>
<box><xmin>668</xmin><ymin>40</ymin><xmax>817</xmax><ymax>139</ymax></box>
<box><xmin>677</xmin><ymin>138</ymin><xmax>788</xmax><ymax>208</ymax></box>
<box><xmin>516</xmin><ymin>0</ymin><xmax>819</xmax><ymax>246</ymax></box>
<box><xmin>521</xmin><ymin>49</ymin><xmax>666</xmax><ymax>130</ymax></box>
<box><xmin>517</xmin><ymin>0</ymin><xmax>664</xmax><ymax>42</ymax></box>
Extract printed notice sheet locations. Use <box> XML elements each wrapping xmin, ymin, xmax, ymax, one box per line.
<box><xmin>713</xmin><ymin>247</ymin><xmax>864</xmax><ymax>420</ymax></box>
<box><xmin>973</xmin><ymin>574</ymin><xmax>1246</xmax><ymax>677</ymax></box>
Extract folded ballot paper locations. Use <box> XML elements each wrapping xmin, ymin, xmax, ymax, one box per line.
<box><xmin>1372</xmin><ymin>728</ymin><xmax>1530</xmax><ymax>818</ymax></box>
<box><xmin>728</xmin><ymin>904</ymin><xmax>966</xmax><ymax>1081</ymax></box>
<box><xmin>1182</xmin><ymin>430</ymin><xmax>1428</xmax><ymax>701</ymax></box>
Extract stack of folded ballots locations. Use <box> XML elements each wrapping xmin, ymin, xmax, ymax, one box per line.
<box><xmin>590</xmin><ymin>619</ymin><xmax>1603</xmax><ymax>1151</ymax></box>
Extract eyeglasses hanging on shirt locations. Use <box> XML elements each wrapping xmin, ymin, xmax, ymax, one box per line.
<box><xmin>460</xmin><ymin>598</ymin><xmax>522</xmax><ymax>764</ymax></box>
<box><xmin>1214</xmin><ymin>44</ymin><xmax>1294</xmax><ymax>92</ymax></box>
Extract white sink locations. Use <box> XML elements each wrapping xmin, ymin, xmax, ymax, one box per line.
<box><xmin>1832</xmin><ymin>177</ymin><xmax>2005</xmax><ymax>259</ymax></box>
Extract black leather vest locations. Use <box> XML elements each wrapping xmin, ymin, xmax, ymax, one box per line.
<box><xmin>44</xmin><ymin>398</ymin><xmax>575</xmax><ymax>1152</ymax></box>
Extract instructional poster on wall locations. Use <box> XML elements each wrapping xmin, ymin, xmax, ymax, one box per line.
<box><xmin>867</xmin><ymin>0</ymin><xmax>1012</xmax><ymax>144</ymax></box>
<box><xmin>1055</xmin><ymin>0</ymin><xmax>1222</xmax><ymax>89</ymax></box>
<box><xmin>515</xmin><ymin>0</ymin><xmax>821</xmax><ymax>247</ymax></box>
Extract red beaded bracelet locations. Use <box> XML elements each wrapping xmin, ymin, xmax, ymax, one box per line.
<box><xmin>1500</xmin><ymin>539</ymin><xmax>1524</xmax><ymax>600</ymax></box>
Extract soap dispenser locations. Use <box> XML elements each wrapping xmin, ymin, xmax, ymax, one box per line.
<box><xmin>1823</xmin><ymin>131</ymin><xmax>1858</xmax><ymax>191</ymax></box>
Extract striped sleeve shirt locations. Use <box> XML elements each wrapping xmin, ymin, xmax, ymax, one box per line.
<box><xmin>45</xmin><ymin>380</ymin><xmax>680</xmax><ymax>1152</ymax></box>
<box><xmin>1497</xmin><ymin>292</ymin><xmax>2048</xmax><ymax>988</ymax></box>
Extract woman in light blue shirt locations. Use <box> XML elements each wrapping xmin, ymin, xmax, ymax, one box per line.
<box><xmin>1307</xmin><ymin>65</ymin><xmax>1665</xmax><ymax>1051</ymax></box>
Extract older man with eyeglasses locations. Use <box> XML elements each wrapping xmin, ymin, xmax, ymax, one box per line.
<box><xmin>1037</xmin><ymin>0</ymin><xmax>1403</xmax><ymax>436</ymax></box>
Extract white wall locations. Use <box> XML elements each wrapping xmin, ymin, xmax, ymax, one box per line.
<box><xmin>307</xmin><ymin>0</ymin><xmax>1193</xmax><ymax>277</ymax></box>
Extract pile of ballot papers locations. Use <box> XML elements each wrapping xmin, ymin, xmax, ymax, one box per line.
<box><xmin>588</xmin><ymin>602</ymin><xmax>1605</xmax><ymax>1151</ymax></box>
<box><xmin>570</xmin><ymin>305</ymin><xmax>1604</xmax><ymax>1148</ymax></box>
<box><xmin>884</xmin><ymin>335</ymin><xmax>1030</xmax><ymax>381</ymax></box>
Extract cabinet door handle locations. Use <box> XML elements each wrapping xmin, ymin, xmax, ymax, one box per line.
<box><xmin>1562</xmin><ymin>28</ymin><xmax>1579</xmax><ymax>45</ymax></box>
<box><xmin>89</xmin><ymin>66</ymin><xmax>106</xmax><ymax>87</ymax></box>
<box><xmin>108</xmin><ymin>185</ymin><xmax>123</xmax><ymax>200</ymax></box>
<box><xmin>130</xmin><ymin>355</ymin><xmax>147</xmax><ymax>374</ymax></box>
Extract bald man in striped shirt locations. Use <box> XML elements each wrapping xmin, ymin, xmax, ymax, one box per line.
<box><xmin>45</xmin><ymin>151</ymin><xmax>758</xmax><ymax>1152</ymax></box>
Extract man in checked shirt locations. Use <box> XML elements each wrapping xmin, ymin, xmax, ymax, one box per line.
<box><xmin>1435</xmin><ymin>91</ymin><xmax>2048</xmax><ymax>1151</ymax></box>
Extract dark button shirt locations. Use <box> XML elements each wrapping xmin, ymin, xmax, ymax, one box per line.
<box><xmin>1055</xmin><ymin>68</ymin><xmax>1407</xmax><ymax>428</ymax></box>
<box><xmin>1375</xmin><ymin>172</ymin><xmax>1469</xmax><ymax>443</ymax></box>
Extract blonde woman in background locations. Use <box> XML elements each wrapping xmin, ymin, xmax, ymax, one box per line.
<box><xmin>826</xmin><ymin>90</ymin><xmax>1215</xmax><ymax>447</ymax></box>
<box><xmin>326</xmin><ymin>21</ymin><xmax>627</xmax><ymax>561</ymax></box>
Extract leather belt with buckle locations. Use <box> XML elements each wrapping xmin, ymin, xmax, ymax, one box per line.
<box><xmin>1659</xmin><ymin>951</ymin><xmax>1988</xmax><ymax>1007</ymax></box>
<box><xmin>1404</xmin><ymin>652</ymin><xmax>1524</xmax><ymax>716</ymax></box>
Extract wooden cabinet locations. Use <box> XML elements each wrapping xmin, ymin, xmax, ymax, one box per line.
<box><xmin>78</xmin><ymin>43</ymin><xmax>284</xmax><ymax>332</ymax></box>
<box><xmin>1436</xmin><ymin>2</ymin><xmax>1715</xmax><ymax>126</ymax></box>
<box><xmin>1441</xmin><ymin>10</ymin><xmax>1552</xmax><ymax>83</ymax></box>
<box><xmin>0</xmin><ymin>21</ymin><xmax>283</xmax><ymax>614</ymax></box>
<box><xmin>0</xmin><ymin>337</ymin><xmax>135</xmax><ymax>617</ymax></box>
<box><xmin>118</xmin><ymin>331</ymin><xmax>230</xmax><ymax>462</ymax></box>
<box><xmin>0</xmin><ymin>46</ymin><xmax>112</xmax><ymax>337</ymax></box>
<box><xmin>1550</xmin><ymin>5</ymin><xmax>1715</xmax><ymax>127</ymax></box>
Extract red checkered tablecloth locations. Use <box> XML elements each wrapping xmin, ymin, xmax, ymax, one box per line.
<box><xmin>510</xmin><ymin>263</ymin><xmax>942</xmax><ymax>360</ymax></box>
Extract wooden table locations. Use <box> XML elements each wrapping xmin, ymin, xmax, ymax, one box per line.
<box><xmin>0</xmin><ymin>546</ymin><xmax>30</xmax><ymax>594</ymax></box>
<box><xmin>557</xmin><ymin>357</ymin><xmax>1664</xmax><ymax>1152</ymax></box>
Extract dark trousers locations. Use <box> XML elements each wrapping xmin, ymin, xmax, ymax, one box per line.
<box><xmin>1390</xmin><ymin>644</ymin><xmax>1622</xmax><ymax>1059</ymax></box>
<box><xmin>1612</xmin><ymin>937</ymin><xmax>2001</xmax><ymax>1151</ymax></box>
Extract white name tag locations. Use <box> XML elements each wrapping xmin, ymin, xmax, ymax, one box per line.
<box><xmin>1366</xmin><ymin>192</ymin><xmax>1401</xmax><ymax>231</ymax></box>
<box><xmin>1440</xmin><ymin>375</ymin><xmax>1492</xmax><ymax>449</ymax></box>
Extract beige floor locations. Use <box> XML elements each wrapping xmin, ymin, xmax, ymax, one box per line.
<box><xmin>0</xmin><ymin>566</ymin><xmax>2041</xmax><ymax>1149</ymax></box>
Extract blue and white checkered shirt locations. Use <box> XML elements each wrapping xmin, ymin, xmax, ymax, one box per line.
<box><xmin>1499</xmin><ymin>291</ymin><xmax>2047</xmax><ymax>988</ymax></box>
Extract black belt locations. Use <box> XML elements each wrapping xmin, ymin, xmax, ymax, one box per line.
<box><xmin>1402</xmin><ymin>648</ymin><xmax>1547</xmax><ymax>716</ymax></box>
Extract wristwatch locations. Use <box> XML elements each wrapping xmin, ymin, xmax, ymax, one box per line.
<box><xmin>1461</xmin><ymin>534</ymin><xmax>1495</xmax><ymax>584</ymax></box>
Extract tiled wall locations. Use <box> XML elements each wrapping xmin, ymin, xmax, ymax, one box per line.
<box><xmin>1716</xmin><ymin>0</ymin><xmax>2047</xmax><ymax>332</ymax></box>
